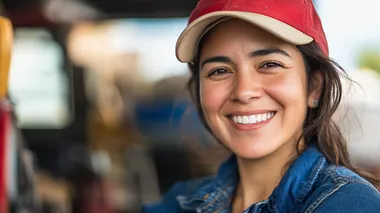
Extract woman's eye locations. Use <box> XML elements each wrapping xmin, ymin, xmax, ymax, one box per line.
<box><xmin>208</xmin><ymin>68</ymin><xmax>230</xmax><ymax>77</ymax></box>
<box><xmin>260</xmin><ymin>62</ymin><xmax>283</xmax><ymax>69</ymax></box>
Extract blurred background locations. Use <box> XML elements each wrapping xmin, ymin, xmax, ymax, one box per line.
<box><xmin>0</xmin><ymin>0</ymin><xmax>380</xmax><ymax>212</ymax></box>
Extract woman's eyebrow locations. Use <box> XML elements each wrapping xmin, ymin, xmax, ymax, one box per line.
<box><xmin>200</xmin><ymin>48</ymin><xmax>291</xmax><ymax>68</ymax></box>
<box><xmin>249</xmin><ymin>48</ymin><xmax>292</xmax><ymax>59</ymax></box>
<box><xmin>200</xmin><ymin>56</ymin><xmax>232</xmax><ymax>68</ymax></box>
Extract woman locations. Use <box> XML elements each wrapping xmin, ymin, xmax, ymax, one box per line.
<box><xmin>143</xmin><ymin>0</ymin><xmax>380</xmax><ymax>212</ymax></box>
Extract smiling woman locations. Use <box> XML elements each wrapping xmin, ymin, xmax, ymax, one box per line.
<box><xmin>197</xmin><ymin>21</ymin><xmax>313</xmax><ymax>161</ymax></box>
<box><xmin>142</xmin><ymin>0</ymin><xmax>380</xmax><ymax>213</ymax></box>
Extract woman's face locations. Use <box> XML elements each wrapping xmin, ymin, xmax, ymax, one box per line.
<box><xmin>199</xmin><ymin>19</ymin><xmax>318</xmax><ymax>160</ymax></box>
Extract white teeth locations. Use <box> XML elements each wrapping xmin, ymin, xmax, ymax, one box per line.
<box><xmin>231</xmin><ymin>112</ymin><xmax>275</xmax><ymax>125</ymax></box>
<box><xmin>249</xmin><ymin>115</ymin><xmax>256</xmax><ymax>123</ymax></box>
<box><xmin>243</xmin><ymin>116</ymin><xmax>249</xmax><ymax>124</ymax></box>
<box><xmin>257</xmin><ymin>114</ymin><xmax>262</xmax><ymax>122</ymax></box>
<box><xmin>233</xmin><ymin>116</ymin><xmax>238</xmax><ymax>123</ymax></box>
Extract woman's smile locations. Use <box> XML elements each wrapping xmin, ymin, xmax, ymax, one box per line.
<box><xmin>227</xmin><ymin>111</ymin><xmax>277</xmax><ymax>131</ymax></box>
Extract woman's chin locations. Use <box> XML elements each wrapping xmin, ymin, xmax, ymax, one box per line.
<box><xmin>230</xmin><ymin>143</ymin><xmax>277</xmax><ymax>160</ymax></box>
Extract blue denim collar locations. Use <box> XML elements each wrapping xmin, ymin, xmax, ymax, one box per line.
<box><xmin>176</xmin><ymin>154</ymin><xmax>238</xmax><ymax>212</ymax></box>
<box><xmin>177</xmin><ymin>145</ymin><xmax>328</xmax><ymax>213</ymax></box>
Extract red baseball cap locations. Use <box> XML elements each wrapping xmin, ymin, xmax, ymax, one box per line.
<box><xmin>176</xmin><ymin>0</ymin><xmax>329</xmax><ymax>62</ymax></box>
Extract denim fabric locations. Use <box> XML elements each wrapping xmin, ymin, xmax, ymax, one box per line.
<box><xmin>142</xmin><ymin>146</ymin><xmax>380</xmax><ymax>213</ymax></box>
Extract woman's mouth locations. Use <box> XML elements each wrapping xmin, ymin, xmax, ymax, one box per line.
<box><xmin>227</xmin><ymin>111</ymin><xmax>276</xmax><ymax>131</ymax></box>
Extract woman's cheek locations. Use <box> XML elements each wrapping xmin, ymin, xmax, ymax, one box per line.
<box><xmin>200</xmin><ymin>83</ymin><xmax>228</xmax><ymax>115</ymax></box>
<box><xmin>263</xmin><ymin>73</ymin><xmax>308</xmax><ymax>106</ymax></box>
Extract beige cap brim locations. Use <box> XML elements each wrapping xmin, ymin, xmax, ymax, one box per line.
<box><xmin>176</xmin><ymin>11</ymin><xmax>313</xmax><ymax>63</ymax></box>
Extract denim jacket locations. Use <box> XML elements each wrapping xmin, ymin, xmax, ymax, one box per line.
<box><xmin>142</xmin><ymin>146</ymin><xmax>380</xmax><ymax>213</ymax></box>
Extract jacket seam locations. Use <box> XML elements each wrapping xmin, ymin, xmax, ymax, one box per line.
<box><xmin>199</xmin><ymin>177</ymin><xmax>235</xmax><ymax>212</ymax></box>
<box><xmin>304</xmin><ymin>181</ymin><xmax>348</xmax><ymax>213</ymax></box>
<box><xmin>200</xmin><ymin>187</ymin><xmax>228</xmax><ymax>211</ymax></box>
<box><xmin>347</xmin><ymin>178</ymin><xmax>380</xmax><ymax>193</ymax></box>
<box><xmin>322</xmin><ymin>166</ymin><xmax>379</xmax><ymax>193</ymax></box>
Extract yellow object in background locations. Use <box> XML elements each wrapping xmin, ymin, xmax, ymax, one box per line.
<box><xmin>0</xmin><ymin>17</ymin><xmax>13</xmax><ymax>100</ymax></box>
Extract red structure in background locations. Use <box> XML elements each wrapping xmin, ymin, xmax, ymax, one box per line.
<box><xmin>0</xmin><ymin>100</ymin><xmax>11</xmax><ymax>213</ymax></box>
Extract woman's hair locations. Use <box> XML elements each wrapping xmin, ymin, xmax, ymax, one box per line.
<box><xmin>186</xmin><ymin>36</ymin><xmax>380</xmax><ymax>187</ymax></box>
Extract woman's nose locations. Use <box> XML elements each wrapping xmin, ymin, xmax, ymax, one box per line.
<box><xmin>230</xmin><ymin>71</ymin><xmax>263</xmax><ymax>104</ymax></box>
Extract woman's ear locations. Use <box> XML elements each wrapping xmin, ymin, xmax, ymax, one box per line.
<box><xmin>308</xmin><ymin>71</ymin><xmax>323</xmax><ymax>108</ymax></box>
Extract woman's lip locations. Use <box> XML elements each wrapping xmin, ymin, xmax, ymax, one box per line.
<box><xmin>227</xmin><ymin>112</ymin><xmax>276</xmax><ymax>131</ymax></box>
<box><xmin>227</xmin><ymin>110</ymin><xmax>277</xmax><ymax>116</ymax></box>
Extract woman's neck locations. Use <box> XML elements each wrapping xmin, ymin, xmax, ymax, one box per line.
<box><xmin>233</xmin><ymin>142</ymin><xmax>301</xmax><ymax>211</ymax></box>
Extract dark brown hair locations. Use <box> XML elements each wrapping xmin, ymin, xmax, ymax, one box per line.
<box><xmin>186</xmin><ymin>38</ymin><xmax>380</xmax><ymax>187</ymax></box>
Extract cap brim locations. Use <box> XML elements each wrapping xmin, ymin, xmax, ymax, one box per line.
<box><xmin>176</xmin><ymin>11</ymin><xmax>313</xmax><ymax>63</ymax></box>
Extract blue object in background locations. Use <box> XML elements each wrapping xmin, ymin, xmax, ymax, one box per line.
<box><xmin>134</xmin><ymin>98</ymin><xmax>206</xmax><ymax>143</ymax></box>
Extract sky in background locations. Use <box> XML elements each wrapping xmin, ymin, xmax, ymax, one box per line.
<box><xmin>318</xmin><ymin>0</ymin><xmax>380</xmax><ymax>72</ymax></box>
<box><xmin>115</xmin><ymin>18</ymin><xmax>188</xmax><ymax>83</ymax></box>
